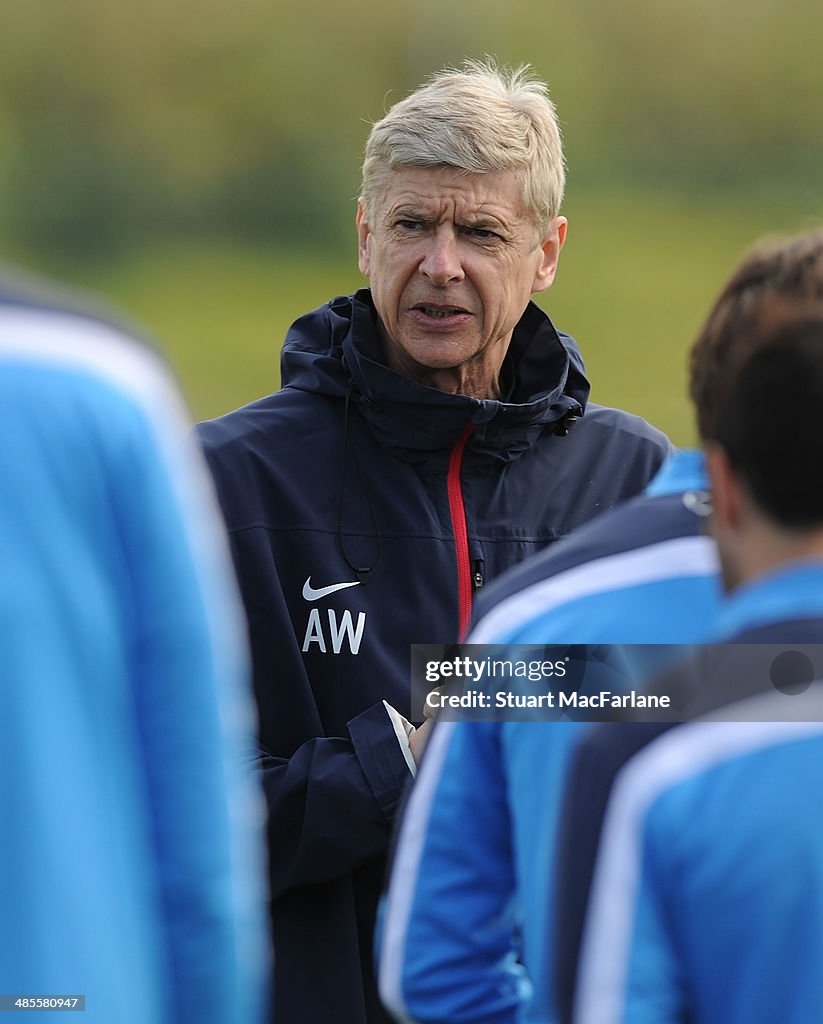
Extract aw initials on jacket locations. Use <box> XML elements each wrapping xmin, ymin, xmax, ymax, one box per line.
<box><xmin>299</xmin><ymin>418</ymin><xmax>479</xmax><ymax>656</ymax></box>
<box><xmin>301</xmin><ymin>575</ymin><xmax>367</xmax><ymax>655</ymax></box>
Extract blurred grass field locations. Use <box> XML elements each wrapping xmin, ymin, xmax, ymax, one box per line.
<box><xmin>35</xmin><ymin>187</ymin><xmax>822</xmax><ymax>446</ymax></box>
<box><xmin>4</xmin><ymin>0</ymin><xmax>823</xmax><ymax>448</ymax></box>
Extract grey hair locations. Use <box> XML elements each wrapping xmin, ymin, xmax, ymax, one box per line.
<box><xmin>360</xmin><ymin>59</ymin><xmax>566</xmax><ymax>235</ymax></box>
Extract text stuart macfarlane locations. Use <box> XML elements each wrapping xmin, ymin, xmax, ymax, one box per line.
<box><xmin>426</xmin><ymin>690</ymin><xmax>672</xmax><ymax>710</ymax></box>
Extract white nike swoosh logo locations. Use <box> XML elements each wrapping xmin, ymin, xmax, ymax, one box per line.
<box><xmin>302</xmin><ymin>576</ymin><xmax>362</xmax><ymax>601</ymax></box>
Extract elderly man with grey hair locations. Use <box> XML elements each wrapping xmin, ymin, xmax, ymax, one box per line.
<box><xmin>199</xmin><ymin>59</ymin><xmax>670</xmax><ymax>1024</ymax></box>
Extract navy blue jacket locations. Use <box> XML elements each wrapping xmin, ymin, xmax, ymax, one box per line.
<box><xmin>198</xmin><ymin>289</ymin><xmax>671</xmax><ymax>1024</ymax></box>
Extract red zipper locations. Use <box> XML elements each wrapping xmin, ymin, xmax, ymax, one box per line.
<box><xmin>447</xmin><ymin>421</ymin><xmax>475</xmax><ymax>639</ymax></box>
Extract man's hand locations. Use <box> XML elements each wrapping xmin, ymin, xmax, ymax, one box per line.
<box><xmin>408</xmin><ymin>718</ymin><xmax>435</xmax><ymax>765</ymax></box>
<box><xmin>423</xmin><ymin>688</ymin><xmax>442</xmax><ymax>719</ymax></box>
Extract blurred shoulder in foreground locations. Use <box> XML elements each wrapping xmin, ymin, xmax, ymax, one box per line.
<box><xmin>0</xmin><ymin>263</ymin><xmax>270</xmax><ymax>1024</ymax></box>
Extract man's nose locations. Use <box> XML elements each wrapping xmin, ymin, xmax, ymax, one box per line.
<box><xmin>418</xmin><ymin>228</ymin><xmax>465</xmax><ymax>286</ymax></box>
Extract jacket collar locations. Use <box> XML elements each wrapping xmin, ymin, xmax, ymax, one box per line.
<box><xmin>715</xmin><ymin>560</ymin><xmax>823</xmax><ymax>640</ymax></box>
<box><xmin>645</xmin><ymin>449</ymin><xmax>708</xmax><ymax>498</ymax></box>
<box><xmin>282</xmin><ymin>289</ymin><xmax>590</xmax><ymax>464</ymax></box>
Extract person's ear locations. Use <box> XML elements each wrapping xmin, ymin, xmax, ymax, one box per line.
<box><xmin>532</xmin><ymin>217</ymin><xmax>567</xmax><ymax>293</ymax></box>
<box><xmin>705</xmin><ymin>442</ymin><xmax>743</xmax><ymax>534</ymax></box>
<box><xmin>356</xmin><ymin>199</ymin><xmax>372</xmax><ymax>277</ymax></box>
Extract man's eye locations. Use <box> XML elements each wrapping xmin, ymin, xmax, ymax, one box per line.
<box><xmin>396</xmin><ymin>220</ymin><xmax>423</xmax><ymax>231</ymax></box>
<box><xmin>467</xmin><ymin>227</ymin><xmax>499</xmax><ymax>240</ymax></box>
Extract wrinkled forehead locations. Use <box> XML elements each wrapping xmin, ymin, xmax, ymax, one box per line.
<box><xmin>374</xmin><ymin>164</ymin><xmax>534</xmax><ymax>225</ymax></box>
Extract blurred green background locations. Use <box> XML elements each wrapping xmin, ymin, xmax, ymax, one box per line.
<box><xmin>2</xmin><ymin>0</ymin><xmax>822</xmax><ymax>443</ymax></box>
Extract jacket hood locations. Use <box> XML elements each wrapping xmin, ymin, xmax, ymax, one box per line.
<box><xmin>280</xmin><ymin>289</ymin><xmax>590</xmax><ymax>464</ymax></box>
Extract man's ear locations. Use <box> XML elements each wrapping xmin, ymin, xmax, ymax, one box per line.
<box><xmin>532</xmin><ymin>217</ymin><xmax>567</xmax><ymax>294</ymax></box>
<box><xmin>356</xmin><ymin>199</ymin><xmax>371</xmax><ymax>277</ymax></box>
<box><xmin>705</xmin><ymin>442</ymin><xmax>743</xmax><ymax>534</ymax></box>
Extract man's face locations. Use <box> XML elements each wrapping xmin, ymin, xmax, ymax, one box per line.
<box><xmin>357</xmin><ymin>165</ymin><xmax>565</xmax><ymax>395</ymax></box>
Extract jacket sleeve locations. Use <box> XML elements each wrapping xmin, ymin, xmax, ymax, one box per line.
<box><xmin>114</xmin><ymin>358</ymin><xmax>270</xmax><ymax>1024</ymax></box>
<box><xmin>208</xmin><ymin>519</ymin><xmax>414</xmax><ymax>898</ymax></box>
<box><xmin>259</xmin><ymin>701</ymin><xmax>415</xmax><ymax>897</ymax></box>
<box><xmin>378</xmin><ymin>721</ymin><xmax>529</xmax><ymax>1024</ymax></box>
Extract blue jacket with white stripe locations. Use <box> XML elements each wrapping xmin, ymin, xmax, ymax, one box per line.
<box><xmin>557</xmin><ymin>563</ymin><xmax>823</xmax><ymax>1024</ymax></box>
<box><xmin>378</xmin><ymin>451</ymin><xmax>721</xmax><ymax>1024</ymax></box>
<box><xmin>197</xmin><ymin>289</ymin><xmax>670</xmax><ymax>1024</ymax></box>
<box><xmin>0</xmin><ymin>270</ymin><xmax>269</xmax><ymax>1024</ymax></box>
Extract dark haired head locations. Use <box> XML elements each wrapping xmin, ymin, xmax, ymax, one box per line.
<box><xmin>690</xmin><ymin>231</ymin><xmax>823</xmax><ymax>440</ymax></box>
<box><xmin>712</xmin><ymin>315</ymin><xmax>823</xmax><ymax>528</ymax></box>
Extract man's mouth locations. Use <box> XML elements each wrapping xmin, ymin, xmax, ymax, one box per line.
<box><xmin>414</xmin><ymin>304</ymin><xmax>469</xmax><ymax>319</ymax></box>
